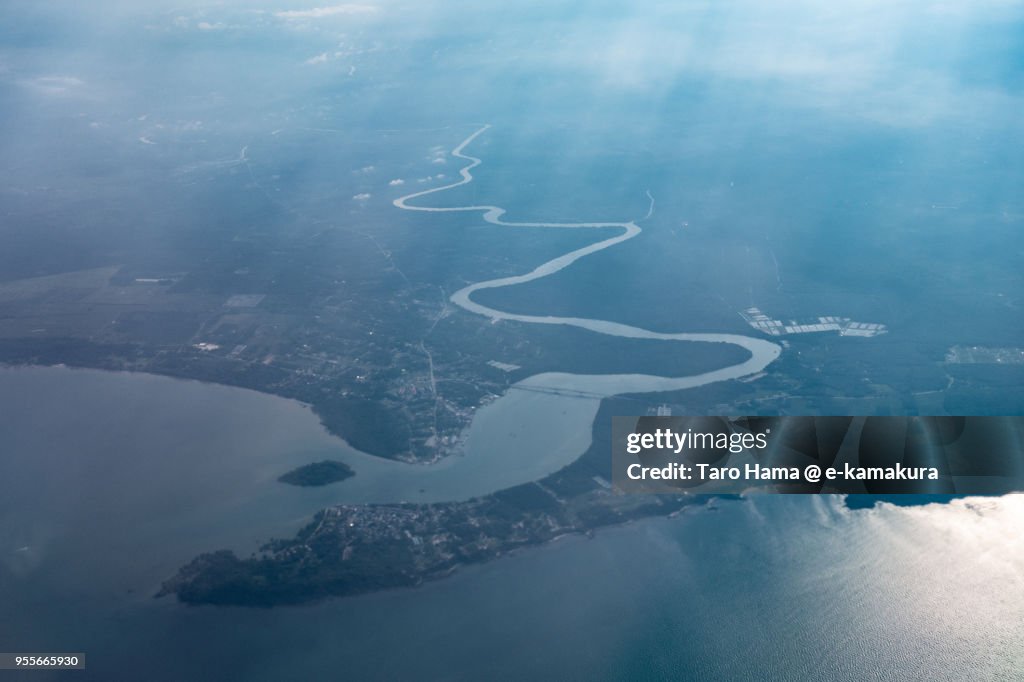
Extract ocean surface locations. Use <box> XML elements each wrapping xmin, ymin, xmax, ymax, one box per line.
<box><xmin>1</xmin><ymin>366</ymin><xmax>1021</xmax><ymax>681</ymax></box>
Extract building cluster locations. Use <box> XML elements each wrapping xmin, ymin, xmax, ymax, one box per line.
<box><xmin>740</xmin><ymin>307</ymin><xmax>887</xmax><ymax>338</ymax></box>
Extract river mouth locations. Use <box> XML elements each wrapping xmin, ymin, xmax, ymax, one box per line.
<box><xmin>0</xmin><ymin>364</ymin><xmax>618</xmax><ymax>597</ymax></box>
<box><xmin>0</xmin><ymin>128</ymin><xmax>787</xmax><ymax>602</ymax></box>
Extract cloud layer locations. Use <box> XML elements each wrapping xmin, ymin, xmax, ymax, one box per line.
<box><xmin>274</xmin><ymin>5</ymin><xmax>378</xmax><ymax>20</ymax></box>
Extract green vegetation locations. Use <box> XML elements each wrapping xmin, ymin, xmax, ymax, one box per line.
<box><xmin>159</xmin><ymin>397</ymin><xmax>732</xmax><ymax>608</ymax></box>
<box><xmin>278</xmin><ymin>460</ymin><xmax>355</xmax><ymax>487</ymax></box>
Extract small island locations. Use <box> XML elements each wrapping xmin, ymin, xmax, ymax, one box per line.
<box><xmin>159</xmin><ymin>400</ymin><xmax>719</xmax><ymax>607</ymax></box>
<box><xmin>278</xmin><ymin>460</ymin><xmax>355</xmax><ymax>487</ymax></box>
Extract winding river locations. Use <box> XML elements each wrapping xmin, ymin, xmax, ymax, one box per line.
<box><xmin>394</xmin><ymin>125</ymin><xmax>781</xmax><ymax>402</ymax></box>
<box><xmin>0</xmin><ymin>127</ymin><xmax>786</xmax><ymax>609</ymax></box>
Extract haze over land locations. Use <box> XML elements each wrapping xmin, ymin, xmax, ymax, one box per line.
<box><xmin>1</xmin><ymin>0</ymin><xmax>1023</xmax><ymax>679</ymax></box>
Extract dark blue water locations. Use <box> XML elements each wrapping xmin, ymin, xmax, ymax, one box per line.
<box><xmin>1</xmin><ymin>368</ymin><xmax>1022</xmax><ymax>681</ymax></box>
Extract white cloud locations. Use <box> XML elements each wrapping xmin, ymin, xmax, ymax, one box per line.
<box><xmin>305</xmin><ymin>52</ymin><xmax>330</xmax><ymax>65</ymax></box>
<box><xmin>535</xmin><ymin>0</ymin><xmax>1024</xmax><ymax>127</ymax></box>
<box><xmin>275</xmin><ymin>5</ymin><xmax>378</xmax><ymax>20</ymax></box>
<box><xmin>40</xmin><ymin>76</ymin><xmax>83</xmax><ymax>87</ymax></box>
<box><xmin>197</xmin><ymin>21</ymin><xmax>226</xmax><ymax>31</ymax></box>
<box><xmin>388</xmin><ymin>179</ymin><xmax>405</xmax><ymax>186</ymax></box>
<box><xmin>20</xmin><ymin>75</ymin><xmax>85</xmax><ymax>96</ymax></box>
<box><xmin>352</xmin><ymin>193</ymin><xmax>371</xmax><ymax>201</ymax></box>
<box><xmin>426</xmin><ymin>147</ymin><xmax>448</xmax><ymax>164</ymax></box>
